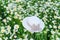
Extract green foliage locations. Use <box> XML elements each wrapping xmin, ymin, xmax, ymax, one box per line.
<box><xmin>0</xmin><ymin>0</ymin><xmax>60</xmax><ymax>40</ymax></box>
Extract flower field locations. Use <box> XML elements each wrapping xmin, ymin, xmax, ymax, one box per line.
<box><xmin>0</xmin><ymin>0</ymin><xmax>60</xmax><ymax>40</ymax></box>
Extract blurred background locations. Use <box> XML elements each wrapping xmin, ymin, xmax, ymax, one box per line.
<box><xmin>0</xmin><ymin>0</ymin><xmax>60</xmax><ymax>40</ymax></box>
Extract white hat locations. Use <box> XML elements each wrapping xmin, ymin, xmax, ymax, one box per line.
<box><xmin>22</xmin><ymin>16</ymin><xmax>45</xmax><ymax>33</ymax></box>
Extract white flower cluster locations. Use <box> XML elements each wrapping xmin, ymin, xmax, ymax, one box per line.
<box><xmin>0</xmin><ymin>0</ymin><xmax>60</xmax><ymax>40</ymax></box>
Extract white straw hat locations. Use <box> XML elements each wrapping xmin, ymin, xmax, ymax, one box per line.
<box><xmin>22</xmin><ymin>16</ymin><xmax>45</xmax><ymax>33</ymax></box>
